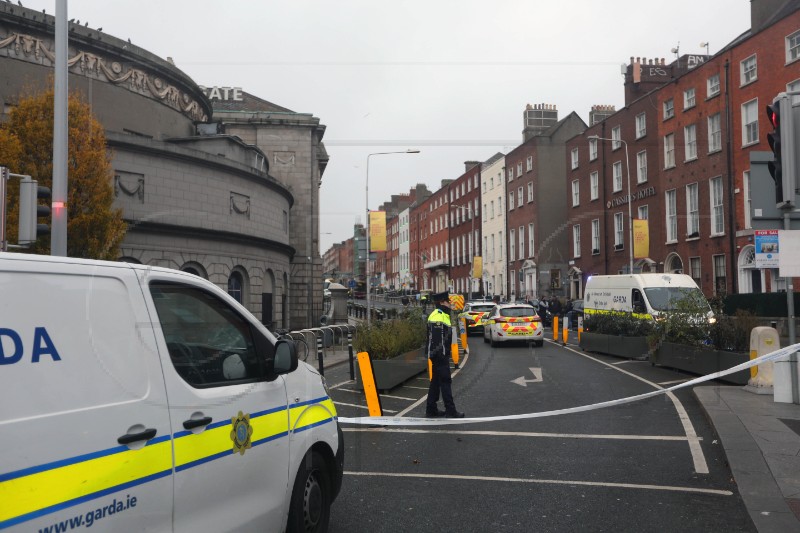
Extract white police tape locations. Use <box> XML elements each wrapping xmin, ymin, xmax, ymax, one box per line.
<box><xmin>338</xmin><ymin>342</ymin><xmax>800</xmax><ymax>426</ymax></box>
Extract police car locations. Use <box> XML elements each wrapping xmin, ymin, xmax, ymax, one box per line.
<box><xmin>458</xmin><ymin>301</ymin><xmax>496</xmax><ymax>335</ymax></box>
<box><xmin>482</xmin><ymin>303</ymin><xmax>544</xmax><ymax>347</ymax></box>
<box><xmin>0</xmin><ymin>254</ymin><xmax>343</xmax><ymax>532</ymax></box>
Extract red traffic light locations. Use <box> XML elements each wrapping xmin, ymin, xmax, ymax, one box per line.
<box><xmin>766</xmin><ymin>102</ymin><xmax>780</xmax><ymax>129</ymax></box>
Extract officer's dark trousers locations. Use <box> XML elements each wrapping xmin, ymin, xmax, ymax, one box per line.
<box><xmin>427</xmin><ymin>355</ymin><xmax>456</xmax><ymax>413</ymax></box>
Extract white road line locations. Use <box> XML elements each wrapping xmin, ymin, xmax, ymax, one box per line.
<box><xmin>343</xmin><ymin>427</ymin><xmax>701</xmax><ymax>441</ymax></box>
<box><xmin>336</xmin><ymin>388</ymin><xmax>416</xmax><ymax>401</ymax></box>
<box><xmin>560</xmin><ymin>344</ymin><xmax>709</xmax><ymax>474</ymax></box>
<box><xmin>611</xmin><ymin>360</ymin><xmax>648</xmax><ymax>365</ymax></box>
<box><xmin>344</xmin><ymin>471</ymin><xmax>732</xmax><ymax>496</ymax></box>
<box><xmin>659</xmin><ymin>379</ymin><xmax>691</xmax><ymax>386</ymax></box>
<box><xmin>329</xmin><ymin>379</ymin><xmax>355</xmax><ymax>390</ymax></box>
<box><xmin>403</xmin><ymin>386</ymin><xmax>429</xmax><ymax>390</ymax></box>
<box><xmin>334</xmin><ymin>401</ymin><xmax>397</xmax><ymax>414</ymax></box>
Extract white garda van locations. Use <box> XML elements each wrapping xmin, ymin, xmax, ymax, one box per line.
<box><xmin>0</xmin><ymin>253</ymin><xmax>343</xmax><ymax>532</ymax></box>
<box><xmin>583</xmin><ymin>273</ymin><xmax>715</xmax><ymax>322</ymax></box>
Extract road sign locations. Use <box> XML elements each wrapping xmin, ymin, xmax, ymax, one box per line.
<box><xmin>348</xmin><ymin>280</ymin><xmax>356</xmax><ymax>288</ymax></box>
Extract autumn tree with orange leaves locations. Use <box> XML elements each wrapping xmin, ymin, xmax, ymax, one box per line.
<box><xmin>0</xmin><ymin>87</ymin><xmax>126</xmax><ymax>259</ymax></box>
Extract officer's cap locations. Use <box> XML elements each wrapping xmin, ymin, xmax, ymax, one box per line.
<box><xmin>433</xmin><ymin>291</ymin><xmax>450</xmax><ymax>302</ymax></box>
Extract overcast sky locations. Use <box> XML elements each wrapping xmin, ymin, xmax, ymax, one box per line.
<box><xmin>22</xmin><ymin>0</ymin><xmax>752</xmax><ymax>252</ymax></box>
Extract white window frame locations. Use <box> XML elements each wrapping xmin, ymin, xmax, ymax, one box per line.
<box><xmin>508</xmin><ymin>191</ymin><xmax>515</xmax><ymax>210</ymax></box>
<box><xmin>519</xmin><ymin>226</ymin><xmax>525</xmax><ymax>260</ymax></box>
<box><xmin>510</xmin><ymin>228</ymin><xmax>516</xmax><ymax>261</ymax></box>
<box><xmin>740</xmin><ymin>54</ymin><xmax>757</xmax><ymax>85</ymax></box>
<box><xmin>638</xmin><ymin>205</ymin><xmax>648</xmax><ymax>220</ymax></box>
<box><xmin>788</xmin><ymin>30</ymin><xmax>800</xmax><ymax>64</ymax></box>
<box><xmin>526</xmin><ymin>155</ymin><xmax>533</xmax><ymax>171</ymax></box>
<box><xmin>590</xmin><ymin>171</ymin><xmax>599</xmax><ymax>201</ymax></box>
<box><xmin>711</xmin><ymin>176</ymin><xmax>724</xmax><ymax>236</ymax></box>
<box><xmin>635</xmin><ymin>112</ymin><xmax>646</xmax><ymax>139</ymax></box>
<box><xmin>517</xmin><ymin>186</ymin><xmax>523</xmax><ymax>208</ymax></box>
<box><xmin>690</xmin><ymin>256</ymin><xmax>702</xmax><ymax>287</ymax></box>
<box><xmin>573</xmin><ymin>224</ymin><xmax>581</xmax><ymax>258</ymax></box>
<box><xmin>684</xmin><ymin>124</ymin><xmax>697</xmax><ymax>161</ymax></box>
<box><xmin>666</xmin><ymin>189</ymin><xmax>677</xmax><ymax>243</ymax></box>
<box><xmin>591</xmin><ymin>219</ymin><xmax>600</xmax><ymax>254</ymax></box>
<box><xmin>636</xmin><ymin>150</ymin><xmax>647</xmax><ymax>183</ymax></box>
<box><xmin>528</xmin><ymin>223</ymin><xmax>534</xmax><ymax>257</ymax></box>
<box><xmin>571</xmin><ymin>180</ymin><xmax>580</xmax><ymax>206</ymax></box>
<box><xmin>742</xmin><ymin>99</ymin><xmax>759</xmax><ymax>146</ymax></box>
<box><xmin>708</xmin><ymin>113</ymin><xmax>722</xmax><ymax>153</ymax></box>
<box><xmin>664</xmin><ymin>133</ymin><xmax>675</xmax><ymax>168</ymax></box>
<box><xmin>664</xmin><ymin>98</ymin><xmax>674</xmax><ymax>119</ymax></box>
<box><xmin>686</xmin><ymin>182</ymin><xmax>699</xmax><ymax>237</ymax></box>
<box><xmin>683</xmin><ymin>87</ymin><xmax>696</xmax><ymax>109</ymax></box>
<box><xmin>508</xmin><ymin>168</ymin><xmax>514</xmax><ymax>181</ymax></box>
<box><xmin>707</xmin><ymin>73</ymin><xmax>720</xmax><ymax>98</ymax></box>
<box><xmin>612</xmin><ymin>161</ymin><xmax>623</xmax><ymax>192</ymax></box>
<box><xmin>589</xmin><ymin>138</ymin><xmax>598</xmax><ymax>161</ymax></box>
<box><xmin>527</xmin><ymin>182</ymin><xmax>534</xmax><ymax>203</ymax></box>
<box><xmin>611</xmin><ymin>125</ymin><xmax>621</xmax><ymax>150</ymax></box>
<box><xmin>517</xmin><ymin>162</ymin><xmax>523</xmax><ymax>176</ymax></box>
<box><xmin>614</xmin><ymin>213</ymin><xmax>624</xmax><ymax>247</ymax></box>
<box><xmin>571</xmin><ymin>148</ymin><xmax>579</xmax><ymax>169</ymax></box>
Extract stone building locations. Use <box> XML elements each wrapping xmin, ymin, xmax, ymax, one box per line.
<box><xmin>0</xmin><ymin>4</ymin><xmax>327</xmax><ymax>329</ymax></box>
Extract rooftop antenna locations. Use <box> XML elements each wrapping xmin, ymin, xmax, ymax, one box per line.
<box><xmin>671</xmin><ymin>42</ymin><xmax>680</xmax><ymax>68</ymax></box>
<box><xmin>700</xmin><ymin>41</ymin><xmax>709</xmax><ymax>56</ymax></box>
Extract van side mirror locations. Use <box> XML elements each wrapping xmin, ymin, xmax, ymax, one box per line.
<box><xmin>273</xmin><ymin>340</ymin><xmax>298</xmax><ymax>375</ymax></box>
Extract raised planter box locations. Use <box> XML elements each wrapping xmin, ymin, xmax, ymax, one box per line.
<box><xmin>650</xmin><ymin>342</ymin><xmax>750</xmax><ymax>385</ymax></box>
<box><xmin>579</xmin><ymin>332</ymin><xmax>649</xmax><ymax>360</ymax></box>
<box><xmin>356</xmin><ymin>347</ymin><xmax>428</xmax><ymax>391</ymax></box>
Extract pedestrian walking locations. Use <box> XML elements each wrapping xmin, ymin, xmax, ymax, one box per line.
<box><xmin>425</xmin><ymin>291</ymin><xmax>464</xmax><ymax>418</ymax></box>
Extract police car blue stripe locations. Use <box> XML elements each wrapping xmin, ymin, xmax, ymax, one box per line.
<box><xmin>0</xmin><ymin>469</ymin><xmax>171</xmax><ymax>530</ymax></box>
<box><xmin>293</xmin><ymin>417</ymin><xmax>336</xmax><ymax>434</ymax></box>
<box><xmin>252</xmin><ymin>430</ymin><xmax>289</xmax><ymax>447</ymax></box>
<box><xmin>251</xmin><ymin>404</ymin><xmax>290</xmax><ymax>418</ymax></box>
<box><xmin>0</xmin><ymin>434</ymin><xmax>170</xmax><ymax>483</ymax></box>
<box><xmin>293</xmin><ymin>395</ymin><xmax>330</xmax><ymax>409</ymax></box>
<box><xmin>175</xmin><ymin>449</ymin><xmax>234</xmax><ymax>473</ymax></box>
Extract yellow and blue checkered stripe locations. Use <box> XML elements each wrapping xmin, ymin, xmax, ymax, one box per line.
<box><xmin>0</xmin><ymin>396</ymin><xmax>336</xmax><ymax>529</ymax></box>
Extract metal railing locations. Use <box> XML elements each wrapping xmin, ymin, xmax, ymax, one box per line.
<box><xmin>273</xmin><ymin>324</ymin><xmax>358</xmax><ymax>379</ymax></box>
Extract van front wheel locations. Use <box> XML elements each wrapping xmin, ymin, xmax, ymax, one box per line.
<box><xmin>287</xmin><ymin>450</ymin><xmax>331</xmax><ymax>533</ymax></box>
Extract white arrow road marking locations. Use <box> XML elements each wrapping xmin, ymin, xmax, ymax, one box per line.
<box><xmin>511</xmin><ymin>367</ymin><xmax>542</xmax><ymax>386</ymax></box>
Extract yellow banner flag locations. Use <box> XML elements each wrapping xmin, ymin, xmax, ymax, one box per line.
<box><xmin>633</xmin><ymin>219</ymin><xmax>649</xmax><ymax>259</ymax></box>
<box><xmin>369</xmin><ymin>211</ymin><xmax>387</xmax><ymax>252</ymax></box>
<box><xmin>472</xmin><ymin>256</ymin><xmax>483</xmax><ymax>279</ymax></box>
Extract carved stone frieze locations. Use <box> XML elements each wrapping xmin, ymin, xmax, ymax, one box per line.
<box><xmin>114</xmin><ymin>173</ymin><xmax>145</xmax><ymax>202</ymax></box>
<box><xmin>230</xmin><ymin>192</ymin><xmax>251</xmax><ymax>219</ymax></box>
<box><xmin>273</xmin><ymin>152</ymin><xmax>296</xmax><ymax>166</ymax></box>
<box><xmin>0</xmin><ymin>30</ymin><xmax>207</xmax><ymax>122</ymax></box>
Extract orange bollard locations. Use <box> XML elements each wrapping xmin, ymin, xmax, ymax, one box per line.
<box><xmin>451</xmin><ymin>340</ymin><xmax>460</xmax><ymax>367</ymax></box>
<box><xmin>356</xmin><ymin>352</ymin><xmax>383</xmax><ymax>417</ymax></box>
<box><xmin>553</xmin><ymin>316</ymin><xmax>559</xmax><ymax>341</ymax></box>
<box><xmin>460</xmin><ymin>318</ymin><xmax>468</xmax><ymax>355</ymax></box>
<box><xmin>428</xmin><ymin>358</ymin><xmax>433</xmax><ymax>381</ymax></box>
<box><xmin>562</xmin><ymin>322</ymin><xmax>568</xmax><ymax>345</ymax></box>
<box><xmin>578</xmin><ymin>327</ymin><xmax>583</xmax><ymax>343</ymax></box>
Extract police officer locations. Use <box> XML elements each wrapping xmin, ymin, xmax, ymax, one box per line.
<box><xmin>425</xmin><ymin>291</ymin><xmax>465</xmax><ymax>418</ymax></box>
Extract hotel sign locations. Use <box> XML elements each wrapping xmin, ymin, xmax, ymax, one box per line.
<box><xmin>606</xmin><ymin>186</ymin><xmax>656</xmax><ymax>209</ymax></box>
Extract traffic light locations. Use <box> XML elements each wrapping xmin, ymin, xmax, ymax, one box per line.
<box><xmin>18</xmin><ymin>177</ymin><xmax>51</xmax><ymax>245</ymax></box>
<box><xmin>765</xmin><ymin>94</ymin><xmax>797</xmax><ymax>208</ymax></box>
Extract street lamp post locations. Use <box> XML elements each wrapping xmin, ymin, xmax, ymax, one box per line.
<box><xmin>366</xmin><ymin>150</ymin><xmax>420</xmax><ymax>326</ymax></box>
<box><xmin>589</xmin><ymin>135</ymin><xmax>634</xmax><ymax>274</ymax></box>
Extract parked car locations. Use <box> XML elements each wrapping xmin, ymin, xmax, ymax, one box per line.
<box><xmin>566</xmin><ymin>299</ymin><xmax>584</xmax><ymax>330</ymax></box>
<box><xmin>483</xmin><ymin>303</ymin><xmax>544</xmax><ymax>347</ymax></box>
<box><xmin>458</xmin><ymin>301</ymin><xmax>496</xmax><ymax>335</ymax></box>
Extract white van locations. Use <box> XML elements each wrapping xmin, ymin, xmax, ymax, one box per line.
<box><xmin>583</xmin><ymin>273</ymin><xmax>714</xmax><ymax>322</ymax></box>
<box><xmin>0</xmin><ymin>253</ymin><xmax>342</xmax><ymax>532</ymax></box>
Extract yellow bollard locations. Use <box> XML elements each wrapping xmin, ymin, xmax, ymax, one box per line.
<box><xmin>356</xmin><ymin>351</ymin><xmax>383</xmax><ymax>417</ymax></box>
<box><xmin>578</xmin><ymin>327</ymin><xmax>583</xmax><ymax>343</ymax></box>
<box><xmin>553</xmin><ymin>316</ymin><xmax>559</xmax><ymax>341</ymax></box>
<box><xmin>460</xmin><ymin>318</ymin><xmax>468</xmax><ymax>355</ymax></box>
<box><xmin>428</xmin><ymin>358</ymin><xmax>433</xmax><ymax>381</ymax></box>
<box><xmin>451</xmin><ymin>340</ymin><xmax>460</xmax><ymax>367</ymax></box>
<box><xmin>562</xmin><ymin>322</ymin><xmax>568</xmax><ymax>345</ymax></box>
